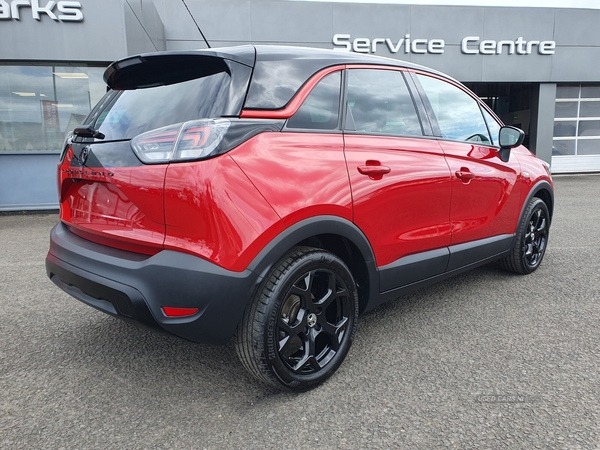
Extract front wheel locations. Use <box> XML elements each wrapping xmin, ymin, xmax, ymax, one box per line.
<box><xmin>235</xmin><ymin>247</ymin><xmax>359</xmax><ymax>391</ymax></box>
<box><xmin>499</xmin><ymin>197</ymin><xmax>550</xmax><ymax>274</ymax></box>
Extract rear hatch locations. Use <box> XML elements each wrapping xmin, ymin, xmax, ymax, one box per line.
<box><xmin>58</xmin><ymin>48</ymin><xmax>254</xmax><ymax>254</ymax></box>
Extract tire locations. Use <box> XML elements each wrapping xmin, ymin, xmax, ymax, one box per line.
<box><xmin>499</xmin><ymin>197</ymin><xmax>550</xmax><ymax>274</ymax></box>
<box><xmin>235</xmin><ymin>246</ymin><xmax>359</xmax><ymax>391</ymax></box>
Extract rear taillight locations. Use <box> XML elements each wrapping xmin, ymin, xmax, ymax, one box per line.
<box><xmin>131</xmin><ymin>119</ymin><xmax>230</xmax><ymax>164</ymax></box>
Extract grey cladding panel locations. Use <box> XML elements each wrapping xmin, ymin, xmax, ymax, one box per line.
<box><xmin>0</xmin><ymin>0</ymin><xmax>127</xmax><ymax>61</ymax></box>
<box><xmin>126</xmin><ymin>0</ymin><xmax>143</xmax><ymax>18</ymax></box>
<box><xmin>551</xmin><ymin>46</ymin><xmax>600</xmax><ymax>82</ymax></box>
<box><xmin>124</xmin><ymin>3</ymin><xmax>158</xmax><ymax>55</ymax></box>
<box><xmin>332</xmin><ymin>4</ymin><xmax>410</xmax><ymax>39</ymax></box>
<box><xmin>534</xmin><ymin>83</ymin><xmax>557</xmax><ymax>164</ymax></box>
<box><xmin>554</xmin><ymin>9</ymin><xmax>600</xmax><ymax>46</ymax></box>
<box><xmin>186</xmin><ymin>0</ymin><xmax>252</xmax><ymax>42</ymax></box>
<box><xmin>483</xmin><ymin>7</ymin><xmax>555</xmax><ymax>41</ymax></box>
<box><xmin>156</xmin><ymin>0</ymin><xmax>207</xmax><ymax>41</ymax></box>
<box><xmin>410</xmin><ymin>47</ymin><xmax>483</xmax><ymax>82</ymax></box>
<box><xmin>250</xmin><ymin>1</ymin><xmax>333</xmax><ymax>43</ymax></box>
<box><xmin>166</xmin><ymin>40</ymin><xmax>210</xmax><ymax>51</ymax></box>
<box><xmin>410</xmin><ymin>6</ymin><xmax>484</xmax><ymax>45</ymax></box>
<box><xmin>482</xmin><ymin>52</ymin><xmax>553</xmax><ymax>83</ymax></box>
<box><xmin>0</xmin><ymin>154</ymin><xmax>59</xmax><ymax>209</ymax></box>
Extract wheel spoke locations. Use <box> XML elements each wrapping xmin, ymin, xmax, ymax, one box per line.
<box><xmin>289</xmin><ymin>270</ymin><xmax>317</xmax><ymax>302</ymax></box>
<box><xmin>291</xmin><ymin>350</ymin><xmax>310</xmax><ymax>372</ymax></box>
<box><xmin>531</xmin><ymin>209</ymin><xmax>541</xmax><ymax>229</ymax></box>
<box><xmin>278</xmin><ymin>334</ymin><xmax>291</xmax><ymax>352</ymax></box>
<box><xmin>313</xmin><ymin>273</ymin><xmax>348</xmax><ymax>308</ymax></box>
<box><xmin>321</xmin><ymin>317</ymin><xmax>348</xmax><ymax>351</ymax></box>
<box><xmin>306</xmin><ymin>329</ymin><xmax>322</xmax><ymax>370</ymax></box>
<box><xmin>278</xmin><ymin>309</ymin><xmax>305</xmax><ymax>336</ymax></box>
<box><xmin>290</xmin><ymin>329</ymin><xmax>321</xmax><ymax>372</ymax></box>
<box><xmin>536</xmin><ymin>217</ymin><xmax>547</xmax><ymax>233</ymax></box>
<box><xmin>314</xmin><ymin>286</ymin><xmax>334</xmax><ymax>307</ymax></box>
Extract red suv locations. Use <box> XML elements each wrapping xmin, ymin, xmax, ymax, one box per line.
<box><xmin>46</xmin><ymin>46</ymin><xmax>553</xmax><ymax>390</ymax></box>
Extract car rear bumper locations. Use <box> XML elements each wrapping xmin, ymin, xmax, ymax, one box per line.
<box><xmin>45</xmin><ymin>222</ymin><xmax>261</xmax><ymax>345</ymax></box>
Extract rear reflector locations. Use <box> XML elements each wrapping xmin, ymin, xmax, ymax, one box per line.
<box><xmin>162</xmin><ymin>306</ymin><xmax>200</xmax><ymax>317</ymax></box>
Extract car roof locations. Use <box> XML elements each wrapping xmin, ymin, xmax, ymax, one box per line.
<box><xmin>105</xmin><ymin>45</ymin><xmax>453</xmax><ymax>111</ymax></box>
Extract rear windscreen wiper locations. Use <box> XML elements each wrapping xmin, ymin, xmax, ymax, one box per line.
<box><xmin>73</xmin><ymin>125</ymin><xmax>105</xmax><ymax>140</ymax></box>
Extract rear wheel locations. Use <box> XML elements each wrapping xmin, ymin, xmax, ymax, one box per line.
<box><xmin>500</xmin><ymin>197</ymin><xmax>550</xmax><ymax>274</ymax></box>
<box><xmin>235</xmin><ymin>247</ymin><xmax>358</xmax><ymax>391</ymax></box>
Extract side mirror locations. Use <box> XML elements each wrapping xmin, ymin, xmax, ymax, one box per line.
<box><xmin>497</xmin><ymin>126</ymin><xmax>525</xmax><ymax>162</ymax></box>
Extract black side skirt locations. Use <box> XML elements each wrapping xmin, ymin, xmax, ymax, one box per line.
<box><xmin>370</xmin><ymin>234</ymin><xmax>513</xmax><ymax>311</ymax></box>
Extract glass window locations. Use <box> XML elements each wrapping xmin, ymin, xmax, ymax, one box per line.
<box><xmin>552</xmin><ymin>140</ymin><xmax>576</xmax><ymax>156</ymax></box>
<box><xmin>345</xmin><ymin>69</ymin><xmax>422</xmax><ymax>137</ymax></box>
<box><xmin>93</xmin><ymin>72</ymin><xmax>231</xmax><ymax>141</ymax></box>
<box><xmin>580</xmin><ymin>101</ymin><xmax>600</xmax><ymax>118</ymax></box>
<box><xmin>286</xmin><ymin>72</ymin><xmax>341</xmax><ymax>130</ymax></box>
<box><xmin>581</xmin><ymin>86</ymin><xmax>600</xmax><ymax>99</ymax></box>
<box><xmin>417</xmin><ymin>74</ymin><xmax>490</xmax><ymax>144</ymax></box>
<box><xmin>553</xmin><ymin>121</ymin><xmax>577</xmax><ymax>137</ymax></box>
<box><xmin>554</xmin><ymin>101</ymin><xmax>579</xmax><ymax>118</ymax></box>
<box><xmin>0</xmin><ymin>64</ymin><xmax>106</xmax><ymax>152</ymax></box>
<box><xmin>578</xmin><ymin>120</ymin><xmax>600</xmax><ymax>137</ymax></box>
<box><xmin>556</xmin><ymin>84</ymin><xmax>579</xmax><ymax>99</ymax></box>
<box><xmin>577</xmin><ymin>139</ymin><xmax>600</xmax><ymax>155</ymax></box>
<box><xmin>481</xmin><ymin>107</ymin><xmax>501</xmax><ymax>145</ymax></box>
<box><xmin>554</xmin><ymin>84</ymin><xmax>600</xmax><ymax>157</ymax></box>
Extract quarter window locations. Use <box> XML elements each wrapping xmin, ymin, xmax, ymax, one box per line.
<box><xmin>286</xmin><ymin>72</ymin><xmax>341</xmax><ymax>130</ymax></box>
<box><xmin>345</xmin><ymin>69</ymin><xmax>422</xmax><ymax>137</ymax></box>
<box><xmin>417</xmin><ymin>74</ymin><xmax>491</xmax><ymax>144</ymax></box>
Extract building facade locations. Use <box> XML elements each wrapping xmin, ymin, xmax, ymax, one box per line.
<box><xmin>1</xmin><ymin>0</ymin><xmax>599</xmax><ymax>210</ymax></box>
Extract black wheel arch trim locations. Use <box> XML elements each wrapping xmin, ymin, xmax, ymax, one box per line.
<box><xmin>518</xmin><ymin>180</ymin><xmax>554</xmax><ymax>228</ymax></box>
<box><xmin>246</xmin><ymin>215</ymin><xmax>380</xmax><ymax>311</ymax></box>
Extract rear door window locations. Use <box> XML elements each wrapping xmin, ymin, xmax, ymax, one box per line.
<box><xmin>345</xmin><ymin>69</ymin><xmax>423</xmax><ymax>137</ymax></box>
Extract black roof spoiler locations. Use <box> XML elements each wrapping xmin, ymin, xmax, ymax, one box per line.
<box><xmin>103</xmin><ymin>46</ymin><xmax>256</xmax><ymax>90</ymax></box>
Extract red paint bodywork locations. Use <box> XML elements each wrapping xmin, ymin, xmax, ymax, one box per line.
<box><xmin>439</xmin><ymin>140</ymin><xmax>523</xmax><ymax>245</ymax></box>
<box><xmin>59</xmin><ymin>150</ymin><xmax>166</xmax><ymax>254</ymax></box>
<box><xmin>344</xmin><ymin>135</ymin><xmax>452</xmax><ymax>266</ymax></box>
<box><xmin>57</xmin><ymin>64</ymin><xmax>553</xmax><ymax>277</ymax></box>
<box><xmin>163</xmin><ymin>154</ymin><xmax>285</xmax><ymax>272</ymax></box>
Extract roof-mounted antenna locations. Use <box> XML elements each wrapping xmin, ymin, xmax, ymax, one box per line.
<box><xmin>181</xmin><ymin>0</ymin><xmax>211</xmax><ymax>48</ymax></box>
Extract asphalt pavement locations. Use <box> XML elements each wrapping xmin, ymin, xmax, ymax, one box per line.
<box><xmin>1</xmin><ymin>174</ymin><xmax>599</xmax><ymax>449</ymax></box>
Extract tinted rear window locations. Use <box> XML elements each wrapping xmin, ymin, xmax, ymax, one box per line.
<box><xmin>92</xmin><ymin>72</ymin><xmax>231</xmax><ymax>141</ymax></box>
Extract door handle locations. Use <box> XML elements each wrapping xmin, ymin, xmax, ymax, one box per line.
<box><xmin>455</xmin><ymin>169</ymin><xmax>475</xmax><ymax>181</ymax></box>
<box><xmin>357</xmin><ymin>161</ymin><xmax>391</xmax><ymax>178</ymax></box>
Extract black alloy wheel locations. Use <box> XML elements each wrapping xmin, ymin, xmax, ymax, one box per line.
<box><xmin>278</xmin><ymin>267</ymin><xmax>352</xmax><ymax>374</ymax></box>
<box><xmin>499</xmin><ymin>197</ymin><xmax>550</xmax><ymax>274</ymax></box>
<box><xmin>235</xmin><ymin>247</ymin><xmax>358</xmax><ymax>391</ymax></box>
<box><xmin>522</xmin><ymin>205</ymin><xmax>548</xmax><ymax>269</ymax></box>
